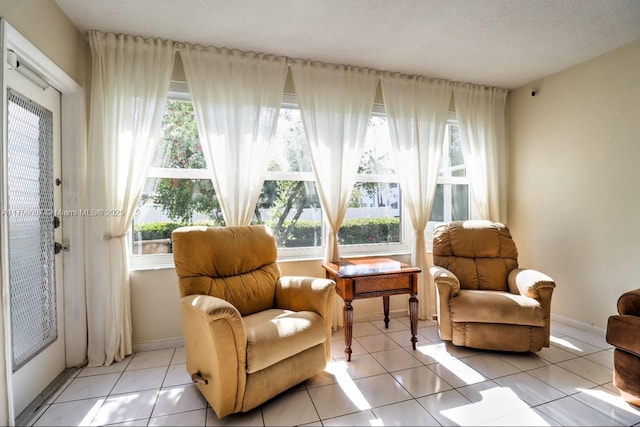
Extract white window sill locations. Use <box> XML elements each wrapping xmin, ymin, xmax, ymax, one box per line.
<box><xmin>129</xmin><ymin>248</ymin><xmax>424</xmax><ymax>271</ymax></box>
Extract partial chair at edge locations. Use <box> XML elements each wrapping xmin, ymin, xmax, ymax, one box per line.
<box><xmin>606</xmin><ymin>288</ymin><xmax>640</xmax><ymax>407</ymax></box>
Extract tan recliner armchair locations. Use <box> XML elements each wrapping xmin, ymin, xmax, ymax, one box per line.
<box><xmin>430</xmin><ymin>220</ymin><xmax>555</xmax><ymax>352</ymax></box>
<box><xmin>606</xmin><ymin>289</ymin><xmax>640</xmax><ymax>406</ymax></box>
<box><xmin>172</xmin><ymin>225</ymin><xmax>336</xmax><ymax>418</ymax></box>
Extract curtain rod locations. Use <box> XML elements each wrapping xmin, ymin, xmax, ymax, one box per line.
<box><xmin>173</xmin><ymin>41</ymin><xmax>508</xmax><ymax>92</ymax></box>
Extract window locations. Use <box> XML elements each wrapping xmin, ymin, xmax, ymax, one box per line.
<box><xmin>428</xmin><ymin>117</ymin><xmax>469</xmax><ymax>230</ymax></box>
<box><xmin>130</xmin><ymin>90</ymin><xmax>466</xmax><ymax>266</ymax></box>
<box><xmin>339</xmin><ymin>110</ymin><xmax>404</xmax><ymax>253</ymax></box>
<box><xmin>131</xmin><ymin>97</ymin><xmax>225</xmax><ymax>265</ymax></box>
<box><xmin>253</xmin><ymin>99</ymin><xmax>406</xmax><ymax>259</ymax></box>
<box><xmin>254</xmin><ymin>102</ymin><xmax>323</xmax><ymax>255</ymax></box>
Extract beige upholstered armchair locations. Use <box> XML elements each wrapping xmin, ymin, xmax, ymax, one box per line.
<box><xmin>172</xmin><ymin>225</ymin><xmax>336</xmax><ymax>418</ymax></box>
<box><xmin>430</xmin><ymin>220</ymin><xmax>555</xmax><ymax>352</ymax></box>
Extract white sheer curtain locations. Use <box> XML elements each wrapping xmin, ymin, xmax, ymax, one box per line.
<box><xmin>289</xmin><ymin>60</ymin><xmax>378</xmax><ymax>328</ymax></box>
<box><xmin>289</xmin><ymin>60</ymin><xmax>379</xmax><ymax>262</ymax></box>
<box><xmin>453</xmin><ymin>84</ymin><xmax>508</xmax><ymax>222</ymax></box>
<box><xmin>381</xmin><ymin>75</ymin><xmax>452</xmax><ymax>319</ymax></box>
<box><xmin>180</xmin><ymin>45</ymin><xmax>288</xmax><ymax>226</ymax></box>
<box><xmin>86</xmin><ymin>31</ymin><xmax>174</xmax><ymax>366</ymax></box>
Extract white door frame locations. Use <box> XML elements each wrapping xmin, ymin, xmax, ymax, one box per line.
<box><xmin>0</xmin><ymin>19</ymin><xmax>85</xmax><ymax>424</ymax></box>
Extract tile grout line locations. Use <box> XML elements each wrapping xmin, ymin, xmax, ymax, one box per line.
<box><xmin>144</xmin><ymin>347</ymin><xmax>176</xmax><ymax>423</ymax></box>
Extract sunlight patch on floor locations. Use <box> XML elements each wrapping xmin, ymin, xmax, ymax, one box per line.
<box><xmin>79</xmin><ymin>400</ymin><xmax>104</xmax><ymax>426</ymax></box>
<box><xmin>549</xmin><ymin>336</ymin><xmax>582</xmax><ymax>352</ymax></box>
<box><xmin>416</xmin><ymin>342</ymin><xmax>485</xmax><ymax>385</ymax></box>
<box><xmin>441</xmin><ymin>387</ymin><xmax>550</xmax><ymax>426</ymax></box>
<box><xmin>326</xmin><ymin>360</ymin><xmax>372</xmax><ymax>410</ymax></box>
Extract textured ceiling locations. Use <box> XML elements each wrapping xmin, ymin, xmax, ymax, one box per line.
<box><xmin>56</xmin><ymin>0</ymin><xmax>640</xmax><ymax>89</ymax></box>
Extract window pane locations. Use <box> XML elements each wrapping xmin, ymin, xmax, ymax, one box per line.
<box><xmin>429</xmin><ymin>183</ymin><xmax>469</xmax><ymax>223</ymax></box>
<box><xmin>151</xmin><ymin>101</ymin><xmax>205</xmax><ymax>169</ymax></box>
<box><xmin>439</xmin><ymin>123</ymin><xmax>466</xmax><ymax>178</ymax></box>
<box><xmin>340</xmin><ymin>115</ymin><xmax>401</xmax><ymax>246</ymax></box>
<box><xmin>449</xmin><ymin>124</ymin><xmax>465</xmax><ymax>177</ymax></box>
<box><xmin>360</xmin><ymin>114</ymin><xmax>395</xmax><ymax>175</ymax></box>
<box><xmin>340</xmin><ymin>182</ymin><xmax>401</xmax><ymax>245</ymax></box>
<box><xmin>430</xmin><ymin>184</ymin><xmax>445</xmax><ymax>222</ymax></box>
<box><xmin>452</xmin><ymin>184</ymin><xmax>469</xmax><ymax>221</ymax></box>
<box><xmin>253</xmin><ymin>180</ymin><xmax>322</xmax><ymax>248</ymax></box>
<box><xmin>133</xmin><ymin>178</ymin><xmax>225</xmax><ymax>254</ymax></box>
<box><xmin>269</xmin><ymin>107</ymin><xmax>312</xmax><ymax>173</ymax></box>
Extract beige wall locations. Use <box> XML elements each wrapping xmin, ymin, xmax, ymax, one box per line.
<box><xmin>130</xmin><ymin>254</ymin><xmax>416</xmax><ymax>347</ymax></box>
<box><xmin>0</xmin><ymin>1</ymin><xmax>86</xmax><ymax>423</ymax></box>
<box><xmin>507</xmin><ymin>39</ymin><xmax>640</xmax><ymax>329</ymax></box>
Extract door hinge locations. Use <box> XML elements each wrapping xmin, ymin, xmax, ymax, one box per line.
<box><xmin>54</xmin><ymin>242</ymin><xmax>70</xmax><ymax>254</ymax></box>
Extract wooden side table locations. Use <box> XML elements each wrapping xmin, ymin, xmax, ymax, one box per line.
<box><xmin>322</xmin><ymin>258</ymin><xmax>420</xmax><ymax>361</ymax></box>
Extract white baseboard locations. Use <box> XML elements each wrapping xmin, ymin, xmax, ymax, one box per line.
<box><xmin>551</xmin><ymin>313</ymin><xmax>606</xmax><ymax>337</ymax></box>
<box><xmin>132</xmin><ymin>337</ymin><xmax>184</xmax><ymax>353</ymax></box>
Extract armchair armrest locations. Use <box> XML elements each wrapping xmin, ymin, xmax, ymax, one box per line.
<box><xmin>182</xmin><ymin>294</ymin><xmax>244</xmax><ymax>324</ymax></box>
<box><xmin>617</xmin><ymin>289</ymin><xmax>640</xmax><ymax>316</ymax></box>
<box><xmin>429</xmin><ymin>266</ymin><xmax>460</xmax><ymax>341</ymax></box>
<box><xmin>275</xmin><ymin>276</ymin><xmax>336</xmax><ymax>317</ymax></box>
<box><xmin>508</xmin><ymin>268</ymin><xmax>556</xmax><ymax>299</ymax></box>
<box><xmin>508</xmin><ymin>268</ymin><xmax>556</xmax><ymax>347</ymax></box>
<box><xmin>430</xmin><ymin>266</ymin><xmax>460</xmax><ymax>296</ymax></box>
<box><xmin>180</xmin><ymin>294</ymin><xmax>247</xmax><ymax>417</ymax></box>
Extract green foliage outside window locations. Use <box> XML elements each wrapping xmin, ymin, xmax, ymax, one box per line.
<box><xmin>149</xmin><ymin>101</ymin><xmax>225</xmax><ymax>225</ymax></box>
<box><xmin>134</xmin><ymin>216</ymin><xmax>400</xmax><ymax>250</ymax></box>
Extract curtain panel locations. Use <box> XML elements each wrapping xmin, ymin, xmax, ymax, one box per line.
<box><xmin>86</xmin><ymin>31</ymin><xmax>175</xmax><ymax>366</ymax></box>
<box><xmin>289</xmin><ymin>61</ymin><xmax>378</xmax><ymax>329</ymax></box>
<box><xmin>180</xmin><ymin>45</ymin><xmax>288</xmax><ymax>226</ymax></box>
<box><xmin>453</xmin><ymin>84</ymin><xmax>508</xmax><ymax>222</ymax></box>
<box><xmin>288</xmin><ymin>60</ymin><xmax>379</xmax><ymax>263</ymax></box>
<box><xmin>380</xmin><ymin>75</ymin><xmax>452</xmax><ymax>319</ymax></box>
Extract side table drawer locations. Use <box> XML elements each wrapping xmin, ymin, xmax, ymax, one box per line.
<box><xmin>354</xmin><ymin>274</ymin><xmax>411</xmax><ymax>295</ymax></box>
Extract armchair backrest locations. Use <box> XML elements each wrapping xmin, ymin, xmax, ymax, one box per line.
<box><xmin>172</xmin><ymin>225</ymin><xmax>280</xmax><ymax>316</ymax></box>
<box><xmin>432</xmin><ymin>220</ymin><xmax>518</xmax><ymax>291</ymax></box>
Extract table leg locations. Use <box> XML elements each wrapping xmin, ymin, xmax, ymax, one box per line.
<box><xmin>409</xmin><ymin>294</ymin><xmax>418</xmax><ymax>350</ymax></box>
<box><xmin>383</xmin><ymin>295</ymin><xmax>390</xmax><ymax>328</ymax></box>
<box><xmin>343</xmin><ymin>299</ymin><xmax>354</xmax><ymax>361</ymax></box>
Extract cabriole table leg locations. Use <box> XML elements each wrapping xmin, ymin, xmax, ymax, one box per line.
<box><xmin>343</xmin><ymin>299</ymin><xmax>354</xmax><ymax>361</ymax></box>
<box><xmin>409</xmin><ymin>294</ymin><xmax>418</xmax><ymax>350</ymax></box>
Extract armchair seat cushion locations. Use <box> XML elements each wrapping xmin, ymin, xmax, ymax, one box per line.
<box><xmin>450</xmin><ymin>290</ymin><xmax>546</xmax><ymax>327</ymax></box>
<box><xmin>244</xmin><ymin>309</ymin><xmax>326</xmax><ymax>374</ymax></box>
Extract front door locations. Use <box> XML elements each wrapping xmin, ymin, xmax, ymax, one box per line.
<box><xmin>5</xmin><ymin>65</ymin><xmax>64</xmax><ymax>416</ymax></box>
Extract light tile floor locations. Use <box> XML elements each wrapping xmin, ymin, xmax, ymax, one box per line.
<box><xmin>27</xmin><ymin>317</ymin><xmax>640</xmax><ymax>426</ymax></box>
